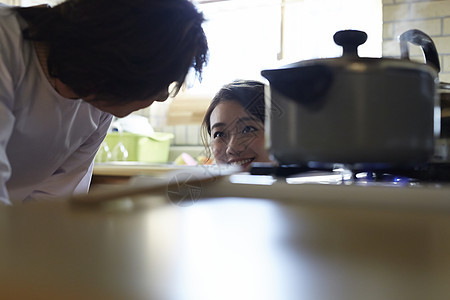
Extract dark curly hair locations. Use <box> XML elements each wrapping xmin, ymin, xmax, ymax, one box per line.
<box><xmin>200</xmin><ymin>80</ymin><xmax>265</xmax><ymax>159</ymax></box>
<box><xmin>15</xmin><ymin>0</ymin><xmax>208</xmax><ymax>103</ymax></box>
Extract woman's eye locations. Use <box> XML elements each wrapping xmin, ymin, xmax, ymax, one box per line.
<box><xmin>213</xmin><ymin>131</ymin><xmax>225</xmax><ymax>139</ymax></box>
<box><xmin>242</xmin><ymin>126</ymin><xmax>257</xmax><ymax>134</ymax></box>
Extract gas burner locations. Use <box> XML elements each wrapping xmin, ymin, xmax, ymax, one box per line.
<box><xmin>352</xmin><ymin>171</ymin><xmax>417</xmax><ymax>186</ymax></box>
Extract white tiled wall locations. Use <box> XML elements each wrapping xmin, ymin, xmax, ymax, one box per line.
<box><xmin>382</xmin><ymin>0</ymin><xmax>450</xmax><ymax>82</ymax></box>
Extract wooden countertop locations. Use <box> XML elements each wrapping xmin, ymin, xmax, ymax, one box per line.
<box><xmin>93</xmin><ymin>162</ymin><xmax>181</xmax><ymax>177</ymax></box>
<box><xmin>2</xmin><ymin>176</ymin><xmax>450</xmax><ymax>299</ymax></box>
<box><xmin>92</xmin><ymin>162</ymin><xmax>187</xmax><ymax>185</ymax></box>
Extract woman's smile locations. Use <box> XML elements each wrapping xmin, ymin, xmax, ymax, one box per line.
<box><xmin>210</xmin><ymin>101</ymin><xmax>271</xmax><ymax>170</ymax></box>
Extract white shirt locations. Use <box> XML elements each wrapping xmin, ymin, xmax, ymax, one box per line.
<box><xmin>0</xmin><ymin>5</ymin><xmax>113</xmax><ymax>205</ymax></box>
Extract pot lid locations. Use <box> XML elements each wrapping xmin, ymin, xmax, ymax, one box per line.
<box><xmin>264</xmin><ymin>30</ymin><xmax>437</xmax><ymax>76</ymax></box>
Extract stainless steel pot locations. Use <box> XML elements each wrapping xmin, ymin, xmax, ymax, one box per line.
<box><xmin>261</xmin><ymin>30</ymin><xmax>438</xmax><ymax>170</ymax></box>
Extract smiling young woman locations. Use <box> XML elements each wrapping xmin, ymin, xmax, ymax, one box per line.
<box><xmin>201</xmin><ymin>80</ymin><xmax>272</xmax><ymax>171</ymax></box>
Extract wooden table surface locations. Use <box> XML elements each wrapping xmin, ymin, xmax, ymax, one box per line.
<box><xmin>1</xmin><ymin>180</ymin><xmax>450</xmax><ymax>300</ymax></box>
<box><xmin>91</xmin><ymin>162</ymin><xmax>184</xmax><ymax>186</ymax></box>
<box><xmin>93</xmin><ymin>162</ymin><xmax>182</xmax><ymax>177</ymax></box>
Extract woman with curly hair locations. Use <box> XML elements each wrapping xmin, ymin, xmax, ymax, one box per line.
<box><xmin>0</xmin><ymin>0</ymin><xmax>208</xmax><ymax>204</ymax></box>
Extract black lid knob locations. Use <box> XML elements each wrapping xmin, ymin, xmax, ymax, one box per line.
<box><xmin>333</xmin><ymin>30</ymin><xmax>367</xmax><ymax>57</ymax></box>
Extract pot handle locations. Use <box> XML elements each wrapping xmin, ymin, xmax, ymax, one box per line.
<box><xmin>399</xmin><ymin>29</ymin><xmax>440</xmax><ymax>72</ymax></box>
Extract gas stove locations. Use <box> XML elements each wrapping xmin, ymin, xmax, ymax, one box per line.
<box><xmin>248</xmin><ymin>162</ymin><xmax>450</xmax><ymax>186</ymax></box>
<box><xmin>193</xmin><ymin>162</ymin><xmax>450</xmax><ymax>213</ymax></box>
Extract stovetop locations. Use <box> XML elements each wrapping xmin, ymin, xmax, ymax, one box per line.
<box><xmin>197</xmin><ymin>162</ymin><xmax>450</xmax><ymax>212</ymax></box>
<box><xmin>249</xmin><ymin>162</ymin><xmax>450</xmax><ymax>185</ymax></box>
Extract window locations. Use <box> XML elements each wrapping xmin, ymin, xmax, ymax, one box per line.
<box><xmin>185</xmin><ymin>0</ymin><xmax>382</xmax><ymax>95</ymax></box>
<box><xmin>190</xmin><ymin>0</ymin><xmax>283</xmax><ymax>94</ymax></box>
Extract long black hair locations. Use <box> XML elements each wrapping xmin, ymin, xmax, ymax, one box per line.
<box><xmin>16</xmin><ymin>0</ymin><xmax>208</xmax><ymax>102</ymax></box>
